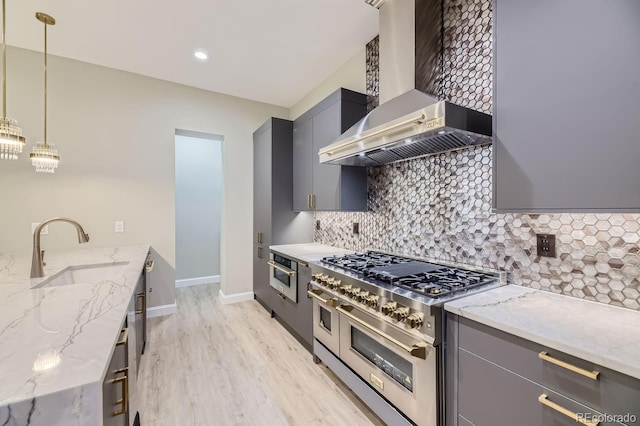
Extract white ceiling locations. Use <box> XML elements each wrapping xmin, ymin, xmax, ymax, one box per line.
<box><xmin>5</xmin><ymin>0</ymin><xmax>379</xmax><ymax>107</ymax></box>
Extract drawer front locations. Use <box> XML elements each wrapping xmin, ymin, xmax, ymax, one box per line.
<box><xmin>459</xmin><ymin>349</ymin><xmax>619</xmax><ymax>426</ymax></box>
<box><xmin>459</xmin><ymin>317</ymin><xmax>640</xmax><ymax>421</ymax></box>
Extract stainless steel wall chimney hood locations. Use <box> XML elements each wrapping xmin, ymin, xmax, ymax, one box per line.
<box><xmin>319</xmin><ymin>0</ymin><xmax>492</xmax><ymax>167</ymax></box>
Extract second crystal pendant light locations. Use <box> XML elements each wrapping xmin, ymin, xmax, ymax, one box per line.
<box><xmin>30</xmin><ymin>12</ymin><xmax>59</xmax><ymax>173</ymax></box>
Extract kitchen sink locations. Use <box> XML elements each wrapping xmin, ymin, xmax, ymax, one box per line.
<box><xmin>33</xmin><ymin>262</ymin><xmax>130</xmax><ymax>288</ymax></box>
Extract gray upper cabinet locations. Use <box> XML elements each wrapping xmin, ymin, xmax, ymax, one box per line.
<box><xmin>253</xmin><ymin>118</ymin><xmax>313</xmax><ymax>305</ymax></box>
<box><xmin>493</xmin><ymin>0</ymin><xmax>640</xmax><ymax>212</ymax></box>
<box><xmin>293</xmin><ymin>88</ymin><xmax>368</xmax><ymax>212</ymax></box>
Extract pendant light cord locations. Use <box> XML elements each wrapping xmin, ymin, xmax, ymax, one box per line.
<box><xmin>2</xmin><ymin>0</ymin><xmax>6</xmax><ymax>117</ymax></box>
<box><xmin>43</xmin><ymin>18</ymin><xmax>47</xmax><ymax>146</ymax></box>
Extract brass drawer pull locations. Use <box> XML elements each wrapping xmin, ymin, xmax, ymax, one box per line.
<box><xmin>307</xmin><ymin>289</ymin><xmax>337</xmax><ymax>307</ymax></box>
<box><xmin>539</xmin><ymin>351</ymin><xmax>599</xmax><ymax>380</ymax></box>
<box><xmin>267</xmin><ymin>260</ymin><xmax>296</xmax><ymax>277</ymax></box>
<box><xmin>136</xmin><ymin>292</ymin><xmax>146</xmax><ymax>314</ymax></box>
<box><xmin>538</xmin><ymin>394</ymin><xmax>599</xmax><ymax>426</ymax></box>
<box><xmin>116</xmin><ymin>328</ymin><xmax>128</xmax><ymax>346</ymax></box>
<box><xmin>111</xmin><ymin>368</ymin><xmax>129</xmax><ymax>416</ymax></box>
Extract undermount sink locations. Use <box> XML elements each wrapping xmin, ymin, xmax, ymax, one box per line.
<box><xmin>33</xmin><ymin>262</ymin><xmax>130</xmax><ymax>288</ymax></box>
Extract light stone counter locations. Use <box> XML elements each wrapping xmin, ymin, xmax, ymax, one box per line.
<box><xmin>445</xmin><ymin>285</ymin><xmax>640</xmax><ymax>380</ymax></box>
<box><xmin>0</xmin><ymin>245</ymin><xmax>150</xmax><ymax>425</ymax></box>
<box><xmin>269</xmin><ymin>243</ymin><xmax>354</xmax><ymax>263</ymax></box>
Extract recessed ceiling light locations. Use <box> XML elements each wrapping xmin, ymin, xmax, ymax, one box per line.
<box><xmin>193</xmin><ymin>50</ymin><xmax>209</xmax><ymax>61</ymax></box>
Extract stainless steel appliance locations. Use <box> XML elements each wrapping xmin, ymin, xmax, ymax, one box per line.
<box><xmin>268</xmin><ymin>252</ymin><xmax>298</xmax><ymax>302</ymax></box>
<box><xmin>318</xmin><ymin>0</ymin><xmax>492</xmax><ymax>167</ymax></box>
<box><xmin>308</xmin><ymin>251</ymin><xmax>506</xmax><ymax>426</ymax></box>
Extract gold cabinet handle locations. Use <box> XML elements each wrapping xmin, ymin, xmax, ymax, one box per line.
<box><xmin>257</xmin><ymin>232</ymin><xmax>263</xmax><ymax>244</ymax></box>
<box><xmin>538</xmin><ymin>394</ymin><xmax>599</xmax><ymax>426</ymax></box>
<box><xmin>307</xmin><ymin>289</ymin><xmax>337</xmax><ymax>307</ymax></box>
<box><xmin>257</xmin><ymin>246</ymin><xmax>263</xmax><ymax>259</ymax></box>
<box><xmin>307</xmin><ymin>194</ymin><xmax>312</xmax><ymax>209</ymax></box>
<box><xmin>267</xmin><ymin>260</ymin><xmax>296</xmax><ymax>277</ymax></box>
<box><xmin>145</xmin><ymin>259</ymin><xmax>155</xmax><ymax>273</ymax></box>
<box><xmin>116</xmin><ymin>328</ymin><xmax>128</xmax><ymax>346</ymax></box>
<box><xmin>539</xmin><ymin>351</ymin><xmax>599</xmax><ymax>380</ymax></box>
<box><xmin>111</xmin><ymin>368</ymin><xmax>129</xmax><ymax>416</ymax></box>
<box><xmin>136</xmin><ymin>292</ymin><xmax>146</xmax><ymax>314</ymax></box>
<box><xmin>311</xmin><ymin>194</ymin><xmax>316</xmax><ymax>209</ymax></box>
<box><xmin>337</xmin><ymin>304</ymin><xmax>427</xmax><ymax>359</ymax></box>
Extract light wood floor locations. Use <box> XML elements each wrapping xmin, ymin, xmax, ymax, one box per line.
<box><xmin>137</xmin><ymin>284</ymin><xmax>384</xmax><ymax>426</ymax></box>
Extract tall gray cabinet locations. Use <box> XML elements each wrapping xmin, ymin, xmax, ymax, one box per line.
<box><xmin>493</xmin><ymin>0</ymin><xmax>640</xmax><ymax>212</ymax></box>
<box><xmin>253</xmin><ymin>118</ymin><xmax>313</xmax><ymax>312</ymax></box>
<box><xmin>293</xmin><ymin>88</ymin><xmax>368</xmax><ymax>212</ymax></box>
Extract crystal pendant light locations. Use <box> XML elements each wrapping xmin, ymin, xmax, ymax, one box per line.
<box><xmin>0</xmin><ymin>0</ymin><xmax>26</xmax><ymax>160</ymax></box>
<box><xmin>30</xmin><ymin>12</ymin><xmax>59</xmax><ymax>173</ymax></box>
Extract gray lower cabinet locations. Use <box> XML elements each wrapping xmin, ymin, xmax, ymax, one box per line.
<box><xmin>493</xmin><ymin>0</ymin><xmax>640</xmax><ymax>212</ymax></box>
<box><xmin>265</xmin><ymin>261</ymin><xmax>313</xmax><ymax>349</ymax></box>
<box><xmin>448</xmin><ymin>315</ymin><xmax>640</xmax><ymax>426</ymax></box>
<box><xmin>103</xmin><ymin>327</ymin><xmax>129</xmax><ymax>426</ymax></box>
<box><xmin>293</xmin><ymin>88</ymin><xmax>368</xmax><ymax>212</ymax></box>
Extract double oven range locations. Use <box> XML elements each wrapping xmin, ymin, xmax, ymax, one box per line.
<box><xmin>308</xmin><ymin>250</ymin><xmax>506</xmax><ymax>426</ymax></box>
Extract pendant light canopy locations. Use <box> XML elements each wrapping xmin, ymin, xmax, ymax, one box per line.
<box><xmin>0</xmin><ymin>0</ymin><xmax>26</xmax><ymax>160</ymax></box>
<box><xmin>30</xmin><ymin>12</ymin><xmax>58</xmax><ymax>173</ymax></box>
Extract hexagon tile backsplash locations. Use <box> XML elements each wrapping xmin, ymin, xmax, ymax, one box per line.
<box><xmin>314</xmin><ymin>145</ymin><xmax>640</xmax><ymax>311</ymax></box>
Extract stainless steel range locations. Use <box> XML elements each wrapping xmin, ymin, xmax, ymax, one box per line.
<box><xmin>308</xmin><ymin>250</ymin><xmax>506</xmax><ymax>426</ymax></box>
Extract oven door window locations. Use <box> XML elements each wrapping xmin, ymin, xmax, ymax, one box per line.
<box><xmin>319</xmin><ymin>306</ymin><xmax>332</xmax><ymax>332</ymax></box>
<box><xmin>272</xmin><ymin>266</ymin><xmax>291</xmax><ymax>287</ymax></box>
<box><xmin>351</xmin><ymin>328</ymin><xmax>414</xmax><ymax>392</ymax></box>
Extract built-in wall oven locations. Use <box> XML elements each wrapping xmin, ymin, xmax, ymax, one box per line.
<box><xmin>268</xmin><ymin>253</ymin><xmax>298</xmax><ymax>302</ymax></box>
<box><xmin>308</xmin><ymin>251</ymin><xmax>505</xmax><ymax>426</ymax></box>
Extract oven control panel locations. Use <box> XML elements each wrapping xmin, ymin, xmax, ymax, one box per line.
<box><xmin>312</xmin><ymin>272</ymin><xmax>433</xmax><ymax>337</ymax></box>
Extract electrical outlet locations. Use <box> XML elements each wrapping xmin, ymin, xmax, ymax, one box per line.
<box><xmin>31</xmin><ymin>223</ymin><xmax>49</xmax><ymax>235</ymax></box>
<box><xmin>353</xmin><ymin>222</ymin><xmax>360</xmax><ymax>235</ymax></box>
<box><xmin>316</xmin><ymin>220</ymin><xmax>321</xmax><ymax>230</ymax></box>
<box><xmin>537</xmin><ymin>233</ymin><xmax>556</xmax><ymax>257</ymax></box>
<box><xmin>115</xmin><ymin>221</ymin><xmax>125</xmax><ymax>233</ymax></box>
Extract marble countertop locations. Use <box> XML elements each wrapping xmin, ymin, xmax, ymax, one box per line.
<box><xmin>269</xmin><ymin>243</ymin><xmax>354</xmax><ymax>263</ymax></box>
<box><xmin>445</xmin><ymin>285</ymin><xmax>640</xmax><ymax>380</ymax></box>
<box><xmin>0</xmin><ymin>246</ymin><xmax>149</xmax><ymax>408</ymax></box>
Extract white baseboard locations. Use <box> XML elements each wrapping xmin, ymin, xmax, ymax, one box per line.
<box><xmin>175</xmin><ymin>275</ymin><xmax>220</xmax><ymax>288</ymax></box>
<box><xmin>147</xmin><ymin>302</ymin><xmax>177</xmax><ymax>318</ymax></box>
<box><xmin>219</xmin><ymin>289</ymin><xmax>254</xmax><ymax>305</ymax></box>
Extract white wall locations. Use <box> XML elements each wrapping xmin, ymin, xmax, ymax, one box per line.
<box><xmin>175</xmin><ymin>133</ymin><xmax>222</xmax><ymax>280</ymax></box>
<box><xmin>289</xmin><ymin>48</ymin><xmax>366</xmax><ymax>120</ymax></box>
<box><xmin>0</xmin><ymin>47</ymin><xmax>288</xmax><ymax>307</ymax></box>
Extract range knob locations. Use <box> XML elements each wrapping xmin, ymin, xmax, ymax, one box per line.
<box><xmin>325</xmin><ymin>277</ymin><xmax>336</xmax><ymax>287</ymax></box>
<box><xmin>348</xmin><ymin>287</ymin><xmax>361</xmax><ymax>299</ymax></box>
<box><xmin>365</xmin><ymin>295</ymin><xmax>380</xmax><ymax>309</ymax></box>
<box><xmin>355</xmin><ymin>290</ymin><xmax>370</xmax><ymax>303</ymax></box>
<box><xmin>338</xmin><ymin>284</ymin><xmax>352</xmax><ymax>295</ymax></box>
<box><xmin>329</xmin><ymin>279</ymin><xmax>341</xmax><ymax>290</ymax></box>
<box><xmin>312</xmin><ymin>273</ymin><xmax>324</xmax><ymax>284</ymax></box>
<box><xmin>381</xmin><ymin>301</ymin><xmax>397</xmax><ymax>316</ymax></box>
<box><xmin>406</xmin><ymin>313</ymin><xmax>424</xmax><ymax>329</ymax></box>
<box><xmin>393</xmin><ymin>307</ymin><xmax>410</xmax><ymax>322</ymax></box>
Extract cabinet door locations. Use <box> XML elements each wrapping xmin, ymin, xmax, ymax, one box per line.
<box><xmin>312</xmin><ymin>103</ymin><xmax>342</xmax><ymax>211</ymax></box>
<box><xmin>253</xmin><ymin>125</ymin><xmax>272</xmax><ymax>243</ymax></box>
<box><xmin>294</xmin><ymin>264</ymin><xmax>313</xmax><ymax>347</ymax></box>
<box><xmin>103</xmin><ymin>329</ymin><xmax>129</xmax><ymax>426</ymax></box>
<box><xmin>494</xmin><ymin>0</ymin><xmax>640</xmax><ymax>212</ymax></box>
<box><xmin>134</xmin><ymin>271</ymin><xmax>146</xmax><ymax>371</ymax></box>
<box><xmin>293</xmin><ymin>118</ymin><xmax>313</xmax><ymax>211</ymax></box>
<box><xmin>253</xmin><ymin>244</ymin><xmax>270</xmax><ymax>303</ymax></box>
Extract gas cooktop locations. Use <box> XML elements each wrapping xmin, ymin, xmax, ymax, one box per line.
<box><xmin>321</xmin><ymin>251</ymin><xmax>498</xmax><ymax>300</ymax></box>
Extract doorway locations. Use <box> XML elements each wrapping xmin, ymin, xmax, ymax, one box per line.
<box><xmin>174</xmin><ymin>130</ymin><xmax>223</xmax><ymax>287</ymax></box>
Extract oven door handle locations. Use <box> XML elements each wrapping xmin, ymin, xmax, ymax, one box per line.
<box><xmin>337</xmin><ymin>305</ymin><xmax>428</xmax><ymax>359</ymax></box>
<box><xmin>267</xmin><ymin>260</ymin><xmax>297</xmax><ymax>277</ymax></box>
<box><xmin>307</xmin><ymin>289</ymin><xmax>338</xmax><ymax>307</ymax></box>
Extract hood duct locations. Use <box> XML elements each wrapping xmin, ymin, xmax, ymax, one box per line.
<box><xmin>319</xmin><ymin>0</ymin><xmax>492</xmax><ymax>167</ymax></box>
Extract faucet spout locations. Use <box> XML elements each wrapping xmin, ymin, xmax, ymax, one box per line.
<box><xmin>31</xmin><ymin>217</ymin><xmax>90</xmax><ymax>279</ymax></box>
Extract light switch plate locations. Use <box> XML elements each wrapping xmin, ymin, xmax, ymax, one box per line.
<box><xmin>115</xmin><ymin>221</ymin><xmax>125</xmax><ymax>233</ymax></box>
<box><xmin>32</xmin><ymin>223</ymin><xmax>48</xmax><ymax>235</ymax></box>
